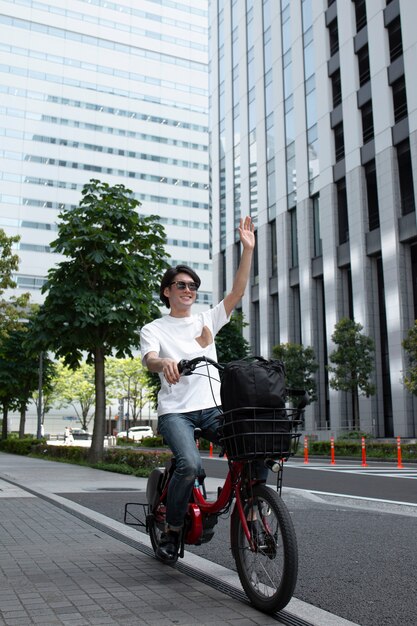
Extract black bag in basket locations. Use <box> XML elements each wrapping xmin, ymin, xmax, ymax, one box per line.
<box><xmin>219</xmin><ymin>357</ymin><xmax>291</xmax><ymax>459</ymax></box>
<box><xmin>220</xmin><ymin>356</ymin><xmax>286</xmax><ymax>412</ymax></box>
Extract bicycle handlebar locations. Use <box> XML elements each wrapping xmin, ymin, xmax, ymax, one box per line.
<box><xmin>178</xmin><ymin>356</ymin><xmax>223</xmax><ymax>376</ymax></box>
<box><xmin>177</xmin><ymin>356</ymin><xmax>309</xmax><ymax>411</ymax></box>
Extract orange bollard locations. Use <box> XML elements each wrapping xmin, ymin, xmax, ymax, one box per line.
<box><xmin>330</xmin><ymin>436</ymin><xmax>336</xmax><ymax>465</ymax></box>
<box><xmin>304</xmin><ymin>436</ymin><xmax>309</xmax><ymax>464</ymax></box>
<box><xmin>361</xmin><ymin>437</ymin><xmax>368</xmax><ymax>467</ymax></box>
<box><xmin>209</xmin><ymin>441</ymin><xmax>213</xmax><ymax>458</ymax></box>
<box><xmin>397</xmin><ymin>436</ymin><xmax>404</xmax><ymax>469</ymax></box>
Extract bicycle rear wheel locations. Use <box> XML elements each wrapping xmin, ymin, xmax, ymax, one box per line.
<box><xmin>146</xmin><ymin>468</ymin><xmax>167</xmax><ymax>554</ymax></box>
<box><xmin>231</xmin><ymin>483</ymin><xmax>298</xmax><ymax>614</ymax></box>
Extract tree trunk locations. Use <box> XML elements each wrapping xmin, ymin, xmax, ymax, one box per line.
<box><xmin>88</xmin><ymin>347</ymin><xmax>106</xmax><ymax>464</ymax></box>
<box><xmin>1</xmin><ymin>404</ymin><xmax>8</xmax><ymax>440</ymax></box>
<box><xmin>19</xmin><ymin>405</ymin><xmax>26</xmax><ymax>438</ymax></box>
<box><xmin>352</xmin><ymin>387</ymin><xmax>360</xmax><ymax>431</ymax></box>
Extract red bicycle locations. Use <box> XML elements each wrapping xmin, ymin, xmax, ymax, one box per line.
<box><xmin>125</xmin><ymin>356</ymin><xmax>307</xmax><ymax>614</ymax></box>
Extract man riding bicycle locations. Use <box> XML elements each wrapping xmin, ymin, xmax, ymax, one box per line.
<box><xmin>140</xmin><ymin>216</ymin><xmax>266</xmax><ymax>563</ymax></box>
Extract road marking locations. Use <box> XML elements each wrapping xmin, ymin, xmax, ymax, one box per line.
<box><xmin>285</xmin><ymin>485</ymin><xmax>417</xmax><ymax>508</ymax></box>
<box><xmin>286</xmin><ymin>462</ymin><xmax>417</xmax><ymax>479</ymax></box>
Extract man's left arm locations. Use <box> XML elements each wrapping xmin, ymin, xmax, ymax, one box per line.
<box><xmin>223</xmin><ymin>216</ymin><xmax>255</xmax><ymax>317</ymax></box>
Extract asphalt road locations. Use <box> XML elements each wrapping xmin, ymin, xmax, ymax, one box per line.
<box><xmin>61</xmin><ymin>457</ymin><xmax>417</xmax><ymax>626</ymax></box>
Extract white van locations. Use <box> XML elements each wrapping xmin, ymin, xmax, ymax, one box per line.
<box><xmin>116</xmin><ymin>426</ymin><xmax>154</xmax><ymax>441</ymax></box>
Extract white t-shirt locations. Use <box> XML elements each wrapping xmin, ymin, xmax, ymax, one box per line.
<box><xmin>140</xmin><ymin>301</ymin><xmax>231</xmax><ymax>416</ymax></box>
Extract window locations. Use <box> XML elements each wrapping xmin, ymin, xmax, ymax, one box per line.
<box><xmin>270</xmin><ymin>220</ymin><xmax>277</xmax><ymax>276</ymax></box>
<box><xmin>334</xmin><ymin>122</ymin><xmax>345</xmax><ymax>161</ymax></box>
<box><xmin>328</xmin><ymin>18</ymin><xmax>339</xmax><ymax>56</ymax></box>
<box><xmin>392</xmin><ymin>76</ymin><xmax>408</xmax><ymax>123</ymax></box>
<box><xmin>365</xmin><ymin>161</ymin><xmax>380</xmax><ymax>230</ymax></box>
<box><xmin>354</xmin><ymin>0</ymin><xmax>367</xmax><ymax>33</ymax></box>
<box><xmin>331</xmin><ymin>69</ymin><xmax>342</xmax><ymax>107</ymax></box>
<box><xmin>252</xmin><ymin>301</ymin><xmax>260</xmax><ymax>355</ymax></box>
<box><xmin>286</xmin><ymin>142</ymin><xmax>297</xmax><ymax>208</ymax></box>
<box><xmin>291</xmin><ymin>285</ymin><xmax>301</xmax><ymax>343</ymax></box>
<box><xmin>253</xmin><ymin>230</ymin><xmax>259</xmax><ymax>283</ymax></box>
<box><xmin>267</xmin><ymin>158</ymin><xmax>276</xmax><ymax>210</ymax></box>
<box><xmin>337</xmin><ymin>179</ymin><xmax>349</xmax><ymax>244</ymax></box>
<box><xmin>312</xmin><ymin>195</ymin><xmax>322</xmax><ymax>257</ymax></box>
<box><xmin>270</xmin><ymin>294</ymin><xmax>280</xmax><ymax>348</ymax></box>
<box><xmin>387</xmin><ymin>17</ymin><xmax>403</xmax><ymax>62</ymax></box>
<box><xmin>411</xmin><ymin>245</ymin><xmax>417</xmax><ymax>319</ymax></box>
<box><xmin>361</xmin><ymin>101</ymin><xmax>374</xmax><ymax>143</ymax></box>
<box><xmin>397</xmin><ymin>141</ymin><xmax>416</xmax><ymax>215</ymax></box>
<box><xmin>357</xmin><ymin>45</ymin><xmax>370</xmax><ymax>86</ymax></box>
<box><xmin>290</xmin><ymin>208</ymin><xmax>298</xmax><ymax>268</ymax></box>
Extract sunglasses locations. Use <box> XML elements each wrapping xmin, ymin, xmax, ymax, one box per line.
<box><xmin>170</xmin><ymin>280</ymin><xmax>199</xmax><ymax>292</ymax></box>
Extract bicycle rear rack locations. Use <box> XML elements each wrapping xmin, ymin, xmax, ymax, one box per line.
<box><xmin>124</xmin><ymin>502</ymin><xmax>148</xmax><ymax>530</ymax></box>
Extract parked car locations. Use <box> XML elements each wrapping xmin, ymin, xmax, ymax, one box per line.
<box><xmin>70</xmin><ymin>428</ymin><xmax>93</xmax><ymax>440</ymax></box>
<box><xmin>116</xmin><ymin>426</ymin><xmax>154</xmax><ymax>441</ymax></box>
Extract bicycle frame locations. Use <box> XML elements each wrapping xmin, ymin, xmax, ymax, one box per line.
<box><xmin>153</xmin><ymin>457</ymin><xmax>262</xmax><ymax>549</ymax></box>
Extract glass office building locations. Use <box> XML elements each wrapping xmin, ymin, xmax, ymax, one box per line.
<box><xmin>209</xmin><ymin>0</ymin><xmax>417</xmax><ymax>438</ymax></box>
<box><xmin>0</xmin><ymin>0</ymin><xmax>211</xmax><ymax>309</ymax></box>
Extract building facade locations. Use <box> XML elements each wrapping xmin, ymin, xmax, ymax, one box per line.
<box><xmin>209</xmin><ymin>0</ymin><xmax>417</xmax><ymax>438</ymax></box>
<box><xmin>0</xmin><ymin>0</ymin><xmax>211</xmax><ymax>310</ymax></box>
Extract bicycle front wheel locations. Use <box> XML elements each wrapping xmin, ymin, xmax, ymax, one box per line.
<box><xmin>231</xmin><ymin>483</ymin><xmax>298</xmax><ymax>614</ymax></box>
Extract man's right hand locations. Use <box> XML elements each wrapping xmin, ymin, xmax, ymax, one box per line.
<box><xmin>161</xmin><ymin>358</ymin><xmax>181</xmax><ymax>385</ymax></box>
<box><xmin>145</xmin><ymin>352</ymin><xmax>180</xmax><ymax>385</ymax></box>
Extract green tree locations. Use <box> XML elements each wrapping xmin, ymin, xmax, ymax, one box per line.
<box><xmin>0</xmin><ymin>228</ymin><xmax>32</xmax><ymax>341</ymax></box>
<box><xmin>0</xmin><ymin>228</ymin><xmax>20</xmax><ymax>294</ymax></box>
<box><xmin>402</xmin><ymin>320</ymin><xmax>417</xmax><ymax>396</ymax></box>
<box><xmin>53</xmin><ymin>361</ymin><xmax>96</xmax><ymax>430</ymax></box>
<box><xmin>328</xmin><ymin>318</ymin><xmax>376</xmax><ymax>430</ymax></box>
<box><xmin>30</xmin><ymin>179</ymin><xmax>168</xmax><ymax>462</ymax></box>
<box><xmin>0</xmin><ymin>325</ymin><xmax>55</xmax><ymax>439</ymax></box>
<box><xmin>272</xmin><ymin>342</ymin><xmax>318</xmax><ymax>402</ymax></box>
<box><xmin>215</xmin><ymin>311</ymin><xmax>251</xmax><ymax>363</ymax></box>
<box><xmin>106</xmin><ymin>356</ymin><xmax>150</xmax><ymax>425</ymax></box>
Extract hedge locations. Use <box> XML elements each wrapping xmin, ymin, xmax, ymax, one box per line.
<box><xmin>0</xmin><ymin>437</ymin><xmax>172</xmax><ymax>476</ymax></box>
<box><xmin>0</xmin><ymin>436</ymin><xmax>43</xmax><ymax>455</ymax></box>
<box><xmin>28</xmin><ymin>443</ymin><xmax>172</xmax><ymax>469</ymax></box>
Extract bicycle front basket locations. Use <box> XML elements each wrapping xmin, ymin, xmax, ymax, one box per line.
<box><xmin>218</xmin><ymin>407</ymin><xmax>301</xmax><ymax>461</ymax></box>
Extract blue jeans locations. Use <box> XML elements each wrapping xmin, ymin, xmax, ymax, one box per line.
<box><xmin>157</xmin><ymin>407</ymin><xmax>268</xmax><ymax>529</ymax></box>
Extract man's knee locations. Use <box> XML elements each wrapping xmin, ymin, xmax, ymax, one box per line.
<box><xmin>176</xmin><ymin>457</ymin><xmax>201</xmax><ymax>480</ymax></box>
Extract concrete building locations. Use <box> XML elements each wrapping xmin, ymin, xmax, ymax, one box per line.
<box><xmin>0</xmin><ymin>0</ymin><xmax>210</xmax><ymax>435</ymax></box>
<box><xmin>0</xmin><ymin>0</ymin><xmax>211</xmax><ymax>309</ymax></box>
<box><xmin>209</xmin><ymin>0</ymin><xmax>417</xmax><ymax>438</ymax></box>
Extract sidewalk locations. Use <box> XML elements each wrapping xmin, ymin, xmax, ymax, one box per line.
<box><xmin>0</xmin><ymin>453</ymin><xmax>357</xmax><ymax>626</ymax></box>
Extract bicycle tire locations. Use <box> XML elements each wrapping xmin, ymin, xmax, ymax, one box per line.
<box><xmin>146</xmin><ymin>468</ymin><xmax>167</xmax><ymax>554</ymax></box>
<box><xmin>231</xmin><ymin>483</ymin><xmax>298</xmax><ymax>614</ymax></box>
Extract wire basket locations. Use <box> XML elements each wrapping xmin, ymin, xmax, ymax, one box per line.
<box><xmin>218</xmin><ymin>407</ymin><xmax>302</xmax><ymax>461</ymax></box>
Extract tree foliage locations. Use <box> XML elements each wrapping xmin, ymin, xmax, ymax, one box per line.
<box><xmin>402</xmin><ymin>320</ymin><xmax>417</xmax><ymax>396</ymax></box>
<box><xmin>328</xmin><ymin>318</ymin><xmax>376</xmax><ymax>430</ymax></box>
<box><xmin>272</xmin><ymin>342</ymin><xmax>318</xmax><ymax>402</ymax></box>
<box><xmin>30</xmin><ymin>179</ymin><xmax>168</xmax><ymax>461</ymax></box>
<box><xmin>106</xmin><ymin>356</ymin><xmax>150</xmax><ymax>424</ymax></box>
<box><xmin>0</xmin><ymin>324</ymin><xmax>55</xmax><ymax>439</ymax></box>
<box><xmin>215</xmin><ymin>311</ymin><xmax>251</xmax><ymax>363</ymax></box>
<box><xmin>53</xmin><ymin>361</ymin><xmax>96</xmax><ymax>430</ymax></box>
<box><xmin>0</xmin><ymin>228</ymin><xmax>20</xmax><ymax>294</ymax></box>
